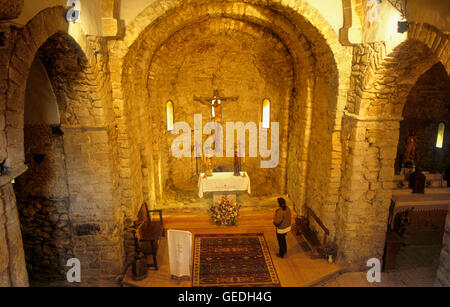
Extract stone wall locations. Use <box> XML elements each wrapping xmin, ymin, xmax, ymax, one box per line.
<box><xmin>395</xmin><ymin>62</ymin><xmax>450</xmax><ymax>173</ymax></box>
<box><xmin>0</xmin><ymin>7</ymin><xmax>124</xmax><ymax>285</ymax></box>
<box><xmin>337</xmin><ymin>116</ymin><xmax>399</xmax><ymax>267</ymax></box>
<box><xmin>0</xmin><ymin>0</ymin><xmax>23</xmax><ymax>20</ymax></box>
<box><xmin>346</xmin><ymin>42</ymin><xmax>387</xmax><ymax>116</ymax></box>
<box><xmin>0</xmin><ymin>23</ymin><xmax>20</xmax><ymax>175</ymax></box>
<box><xmin>436</xmin><ymin>211</ymin><xmax>450</xmax><ymax>286</ymax></box>
<box><xmin>338</xmin><ymin>23</ymin><xmax>449</xmax><ymax>267</ymax></box>
<box><xmin>147</xmin><ymin>19</ymin><xmax>294</xmax><ymax>195</ymax></box>
<box><xmin>115</xmin><ymin>0</ymin><xmax>349</xmax><ymax>221</ymax></box>
<box><xmin>1</xmin><ymin>0</ymin><xmax>448</xmax><ymax>285</ymax></box>
<box><xmin>0</xmin><ymin>22</ymin><xmax>28</xmax><ymax>287</ymax></box>
<box><xmin>14</xmin><ymin>125</ymin><xmax>73</xmax><ymax>283</ymax></box>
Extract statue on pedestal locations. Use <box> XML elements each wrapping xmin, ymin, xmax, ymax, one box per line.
<box><xmin>203</xmin><ymin>151</ymin><xmax>213</xmax><ymax>177</ymax></box>
<box><xmin>403</xmin><ymin>129</ymin><xmax>417</xmax><ymax>167</ymax></box>
<box><xmin>233</xmin><ymin>149</ymin><xmax>240</xmax><ymax>176</ymax></box>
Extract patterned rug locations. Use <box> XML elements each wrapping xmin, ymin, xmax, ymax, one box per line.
<box><xmin>192</xmin><ymin>233</ymin><xmax>281</xmax><ymax>287</ymax></box>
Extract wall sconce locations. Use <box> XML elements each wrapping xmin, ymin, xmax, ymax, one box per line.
<box><xmin>397</xmin><ymin>21</ymin><xmax>409</xmax><ymax>33</ymax></box>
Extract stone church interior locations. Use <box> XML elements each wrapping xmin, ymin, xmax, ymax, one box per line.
<box><xmin>0</xmin><ymin>0</ymin><xmax>449</xmax><ymax>287</ymax></box>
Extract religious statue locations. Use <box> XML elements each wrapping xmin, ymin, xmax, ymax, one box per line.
<box><xmin>194</xmin><ymin>90</ymin><xmax>239</xmax><ymax>123</ymax></box>
<box><xmin>403</xmin><ymin>130</ymin><xmax>417</xmax><ymax>167</ymax></box>
<box><xmin>233</xmin><ymin>149</ymin><xmax>241</xmax><ymax>176</ymax></box>
<box><xmin>203</xmin><ymin>151</ymin><xmax>213</xmax><ymax>177</ymax></box>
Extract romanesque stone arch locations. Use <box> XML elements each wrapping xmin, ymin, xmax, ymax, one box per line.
<box><xmin>109</xmin><ymin>0</ymin><xmax>353</xmax><ymax>244</ymax></box>
<box><xmin>5</xmin><ymin>6</ymin><xmax>97</xmax><ymax>170</ymax></box>
<box><xmin>3</xmin><ymin>6</ymin><xmax>123</xmax><ymax>284</ymax></box>
<box><xmin>348</xmin><ymin>23</ymin><xmax>448</xmax><ymax>118</ymax></box>
<box><xmin>336</xmin><ymin>23</ymin><xmax>449</xmax><ymax>266</ymax></box>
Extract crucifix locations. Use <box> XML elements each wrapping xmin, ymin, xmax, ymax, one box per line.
<box><xmin>194</xmin><ymin>90</ymin><xmax>239</xmax><ymax>122</ymax></box>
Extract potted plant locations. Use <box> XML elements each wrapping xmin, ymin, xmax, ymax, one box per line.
<box><xmin>322</xmin><ymin>242</ymin><xmax>338</xmax><ymax>263</ymax></box>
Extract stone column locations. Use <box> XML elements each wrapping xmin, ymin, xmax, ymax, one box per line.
<box><xmin>62</xmin><ymin>127</ymin><xmax>124</xmax><ymax>285</ymax></box>
<box><xmin>336</xmin><ymin>114</ymin><xmax>399</xmax><ymax>268</ymax></box>
<box><xmin>0</xmin><ymin>183</ymin><xmax>29</xmax><ymax>286</ymax></box>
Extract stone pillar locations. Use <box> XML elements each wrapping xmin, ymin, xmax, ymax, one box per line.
<box><xmin>0</xmin><ymin>183</ymin><xmax>29</xmax><ymax>286</ymax></box>
<box><xmin>336</xmin><ymin>115</ymin><xmax>399</xmax><ymax>268</ymax></box>
<box><xmin>62</xmin><ymin>127</ymin><xmax>124</xmax><ymax>285</ymax></box>
<box><xmin>436</xmin><ymin>211</ymin><xmax>450</xmax><ymax>286</ymax></box>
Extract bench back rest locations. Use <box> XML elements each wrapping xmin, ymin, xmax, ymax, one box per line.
<box><xmin>304</xmin><ymin>205</ymin><xmax>329</xmax><ymax>236</ymax></box>
<box><xmin>137</xmin><ymin>202</ymin><xmax>151</xmax><ymax>226</ymax></box>
<box><xmin>303</xmin><ymin>205</ymin><xmax>330</xmax><ymax>246</ymax></box>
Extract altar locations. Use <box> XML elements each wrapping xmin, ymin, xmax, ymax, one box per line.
<box><xmin>390</xmin><ymin>193</ymin><xmax>450</xmax><ymax>230</ymax></box>
<box><xmin>197</xmin><ymin>172</ymin><xmax>251</xmax><ymax>198</ymax></box>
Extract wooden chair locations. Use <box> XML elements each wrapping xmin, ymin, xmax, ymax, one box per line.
<box><xmin>135</xmin><ymin>202</ymin><xmax>164</xmax><ymax>270</ymax></box>
<box><xmin>295</xmin><ymin>205</ymin><xmax>330</xmax><ymax>259</ymax></box>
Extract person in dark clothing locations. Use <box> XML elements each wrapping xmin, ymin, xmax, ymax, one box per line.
<box><xmin>444</xmin><ymin>166</ymin><xmax>450</xmax><ymax>188</ymax></box>
<box><xmin>409</xmin><ymin>168</ymin><xmax>426</xmax><ymax>194</ymax></box>
<box><xmin>273</xmin><ymin>197</ymin><xmax>291</xmax><ymax>258</ymax></box>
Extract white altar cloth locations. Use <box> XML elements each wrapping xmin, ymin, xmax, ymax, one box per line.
<box><xmin>198</xmin><ymin>172</ymin><xmax>251</xmax><ymax>198</ymax></box>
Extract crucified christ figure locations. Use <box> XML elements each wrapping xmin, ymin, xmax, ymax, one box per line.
<box><xmin>194</xmin><ymin>90</ymin><xmax>239</xmax><ymax>122</ymax></box>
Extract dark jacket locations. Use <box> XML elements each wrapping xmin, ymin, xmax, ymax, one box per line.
<box><xmin>273</xmin><ymin>206</ymin><xmax>291</xmax><ymax>230</ymax></box>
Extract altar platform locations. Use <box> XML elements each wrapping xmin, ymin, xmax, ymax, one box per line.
<box><xmin>122</xmin><ymin>222</ymin><xmax>342</xmax><ymax>287</ymax></box>
<box><xmin>158</xmin><ymin>194</ymin><xmax>294</xmax><ymax>228</ymax></box>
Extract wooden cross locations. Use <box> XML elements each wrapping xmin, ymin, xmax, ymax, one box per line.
<box><xmin>194</xmin><ymin>90</ymin><xmax>239</xmax><ymax>122</ymax></box>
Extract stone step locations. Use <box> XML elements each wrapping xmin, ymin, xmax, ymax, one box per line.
<box><xmin>155</xmin><ymin>194</ymin><xmax>292</xmax><ymax>216</ymax></box>
<box><xmin>164</xmin><ymin>215</ymin><xmax>284</xmax><ymax>229</ymax></box>
<box><xmin>394</xmin><ymin>173</ymin><xmax>444</xmax><ymax>181</ymax></box>
<box><xmin>392</xmin><ymin>188</ymin><xmax>450</xmax><ymax>195</ymax></box>
<box><xmin>162</xmin><ymin>204</ymin><xmax>295</xmax><ymax>229</ymax></box>
<box><xmin>393</xmin><ymin>177</ymin><xmax>447</xmax><ymax>188</ymax></box>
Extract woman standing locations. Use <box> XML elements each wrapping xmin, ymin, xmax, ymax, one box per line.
<box><xmin>273</xmin><ymin>198</ymin><xmax>291</xmax><ymax>258</ymax></box>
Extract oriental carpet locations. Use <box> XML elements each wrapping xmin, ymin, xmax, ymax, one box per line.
<box><xmin>192</xmin><ymin>233</ymin><xmax>281</xmax><ymax>287</ymax></box>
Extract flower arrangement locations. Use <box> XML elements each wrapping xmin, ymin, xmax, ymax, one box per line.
<box><xmin>210</xmin><ymin>197</ymin><xmax>241</xmax><ymax>226</ymax></box>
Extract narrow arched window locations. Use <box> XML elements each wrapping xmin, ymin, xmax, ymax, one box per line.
<box><xmin>167</xmin><ymin>100</ymin><xmax>174</xmax><ymax>131</ymax></box>
<box><xmin>436</xmin><ymin>122</ymin><xmax>445</xmax><ymax>148</ymax></box>
<box><xmin>262</xmin><ymin>99</ymin><xmax>270</xmax><ymax>129</ymax></box>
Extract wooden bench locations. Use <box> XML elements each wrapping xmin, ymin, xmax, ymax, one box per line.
<box><xmin>295</xmin><ymin>205</ymin><xmax>329</xmax><ymax>259</ymax></box>
<box><xmin>383</xmin><ymin>231</ymin><xmax>402</xmax><ymax>272</ymax></box>
<box><xmin>135</xmin><ymin>202</ymin><xmax>164</xmax><ymax>270</ymax></box>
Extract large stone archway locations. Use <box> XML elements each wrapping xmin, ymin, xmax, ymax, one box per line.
<box><xmin>110</xmin><ymin>0</ymin><xmax>352</xmax><ymax>249</ymax></box>
<box><xmin>1</xmin><ymin>7</ymin><xmax>122</xmax><ymax>285</ymax></box>
<box><xmin>147</xmin><ymin>18</ymin><xmax>296</xmax><ymax>195</ymax></box>
<box><xmin>338</xmin><ymin>23</ymin><xmax>449</xmax><ymax>267</ymax></box>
